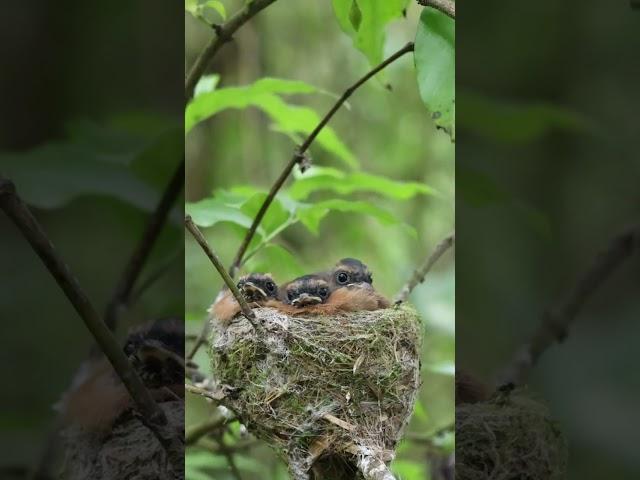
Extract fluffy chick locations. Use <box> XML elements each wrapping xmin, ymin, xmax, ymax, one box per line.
<box><xmin>209</xmin><ymin>273</ymin><xmax>278</xmax><ymax>325</ymax></box>
<box><xmin>57</xmin><ymin>317</ymin><xmax>185</xmax><ymax>434</ymax></box>
<box><xmin>329</xmin><ymin>258</ymin><xmax>389</xmax><ymax>309</ymax></box>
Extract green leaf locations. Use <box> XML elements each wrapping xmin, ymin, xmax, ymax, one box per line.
<box><xmin>244</xmin><ymin>244</ymin><xmax>305</xmax><ymax>280</ymax></box>
<box><xmin>186</xmin><ymin>197</ymin><xmax>262</xmax><ymax>234</ymax></box>
<box><xmin>415</xmin><ymin>8</ymin><xmax>455</xmax><ymax>139</ymax></box>
<box><xmin>184</xmin><ymin>0</ymin><xmax>199</xmax><ymax>16</ymax></box>
<box><xmin>297</xmin><ymin>199</ymin><xmax>399</xmax><ymax>234</ymax></box>
<box><xmin>425</xmin><ymin>361</ymin><xmax>455</xmax><ymax>376</ymax></box>
<box><xmin>203</xmin><ymin>0</ymin><xmax>226</xmax><ymax>20</ymax></box>
<box><xmin>0</xmin><ymin>146</ymin><xmax>159</xmax><ymax>210</ymax></box>
<box><xmin>288</xmin><ymin>166</ymin><xmax>435</xmax><ymax>200</ymax></box>
<box><xmin>392</xmin><ymin>460</ymin><xmax>428</xmax><ymax>479</ymax></box>
<box><xmin>458</xmin><ymin>90</ymin><xmax>591</xmax><ymax>143</ymax></box>
<box><xmin>332</xmin><ymin>0</ymin><xmax>409</xmax><ymax>68</ymax></box>
<box><xmin>186</xmin><ymin>78</ymin><xmax>358</xmax><ymax>167</ymax></box>
<box><xmin>239</xmin><ymin>193</ymin><xmax>291</xmax><ymax>235</ymax></box>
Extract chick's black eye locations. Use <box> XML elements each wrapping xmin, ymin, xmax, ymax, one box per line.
<box><xmin>266</xmin><ymin>281</ymin><xmax>276</xmax><ymax>292</ymax></box>
<box><xmin>287</xmin><ymin>291</ymin><xmax>295</xmax><ymax>301</ymax></box>
<box><xmin>336</xmin><ymin>271</ymin><xmax>349</xmax><ymax>284</ymax></box>
<box><xmin>319</xmin><ymin>287</ymin><xmax>328</xmax><ymax>297</ymax></box>
<box><xmin>237</xmin><ymin>282</ymin><xmax>243</xmax><ymax>289</ymax></box>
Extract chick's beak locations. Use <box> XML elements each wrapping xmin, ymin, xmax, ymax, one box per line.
<box><xmin>242</xmin><ymin>281</ymin><xmax>267</xmax><ymax>300</ymax></box>
<box><xmin>291</xmin><ymin>293</ymin><xmax>322</xmax><ymax>307</ymax></box>
<box><xmin>136</xmin><ymin>340</ymin><xmax>185</xmax><ymax>368</ymax></box>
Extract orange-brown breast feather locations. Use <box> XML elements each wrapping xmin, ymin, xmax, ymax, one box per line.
<box><xmin>208</xmin><ymin>290</ymin><xmax>241</xmax><ymax>325</ymax></box>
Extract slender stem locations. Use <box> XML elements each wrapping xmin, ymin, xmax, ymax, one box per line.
<box><xmin>185</xmin><ymin>0</ymin><xmax>278</xmax><ymax>100</ymax></box>
<box><xmin>229</xmin><ymin>42</ymin><xmax>416</xmax><ymax>277</ymax></box>
<box><xmin>394</xmin><ymin>232</ymin><xmax>455</xmax><ymax>304</ymax></box>
<box><xmin>0</xmin><ymin>177</ymin><xmax>183</xmax><ymax>471</ymax></box>
<box><xmin>185</xmin><ymin>383</ymin><xmax>225</xmax><ymax>403</ymax></box>
<box><xmin>185</xmin><ymin>215</ymin><xmax>258</xmax><ymax>326</ymax></box>
<box><xmin>186</xmin><ymin>417</ymin><xmax>229</xmax><ymax>445</ymax></box>
<box><xmin>418</xmin><ymin>0</ymin><xmax>456</xmax><ymax>19</ymax></box>
<box><xmin>500</xmin><ymin>224</ymin><xmax>640</xmax><ymax>385</ymax></box>
<box><xmin>104</xmin><ymin>159</ymin><xmax>184</xmax><ymax>331</ymax></box>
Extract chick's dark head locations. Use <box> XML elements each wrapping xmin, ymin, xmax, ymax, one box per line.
<box><xmin>123</xmin><ymin>317</ymin><xmax>184</xmax><ymax>389</ymax></box>
<box><xmin>237</xmin><ymin>273</ymin><xmax>278</xmax><ymax>302</ymax></box>
<box><xmin>331</xmin><ymin>258</ymin><xmax>373</xmax><ymax>288</ymax></box>
<box><xmin>283</xmin><ymin>274</ymin><xmax>332</xmax><ymax>307</ymax></box>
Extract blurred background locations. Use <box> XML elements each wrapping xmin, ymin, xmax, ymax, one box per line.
<box><xmin>185</xmin><ymin>1</ymin><xmax>454</xmax><ymax>479</ymax></box>
<box><xmin>0</xmin><ymin>1</ymin><xmax>183</xmax><ymax>477</ymax></box>
<box><xmin>458</xmin><ymin>1</ymin><xmax>640</xmax><ymax>478</ymax></box>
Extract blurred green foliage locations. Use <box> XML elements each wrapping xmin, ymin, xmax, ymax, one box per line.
<box><xmin>185</xmin><ymin>1</ymin><xmax>454</xmax><ymax>479</ymax></box>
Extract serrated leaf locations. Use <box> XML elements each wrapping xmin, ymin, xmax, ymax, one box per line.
<box><xmin>415</xmin><ymin>8</ymin><xmax>455</xmax><ymax>139</ymax></box>
<box><xmin>332</xmin><ymin>0</ymin><xmax>409</xmax><ymax>68</ymax></box>
<box><xmin>288</xmin><ymin>167</ymin><xmax>435</xmax><ymax>200</ymax></box>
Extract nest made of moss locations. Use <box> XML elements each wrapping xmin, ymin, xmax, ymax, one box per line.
<box><xmin>209</xmin><ymin>305</ymin><xmax>422</xmax><ymax>480</ymax></box>
<box><xmin>456</xmin><ymin>390</ymin><xmax>567</xmax><ymax>480</ymax></box>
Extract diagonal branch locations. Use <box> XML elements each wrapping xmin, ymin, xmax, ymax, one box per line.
<box><xmin>500</xmin><ymin>224</ymin><xmax>640</xmax><ymax>385</ymax></box>
<box><xmin>185</xmin><ymin>0</ymin><xmax>278</xmax><ymax>100</ymax></box>
<box><xmin>185</xmin><ymin>215</ymin><xmax>258</xmax><ymax>327</ymax></box>
<box><xmin>104</xmin><ymin>159</ymin><xmax>184</xmax><ymax>331</ymax></box>
<box><xmin>417</xmin><ymin>0</ymin><xmax>456</xmax><ymax>19</ymax></box>
<box><xmin>0</xmin><ymin>177</ymin><xmax>183</xmax><ymax>471</ymax></box>
<box><xmin>394</xmin><ymin>232</ymin><xmax>455</xmax><ymax>304</ymax></box>
<box><xmin>229</xmin><ymin>41</ymin><xmax>416</xmax><ymax>277</ymax></box>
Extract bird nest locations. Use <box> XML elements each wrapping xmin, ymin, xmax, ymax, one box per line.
<box><xmin>456</xmin><ymin>390</ymin><xmax>567</xmax><ymax>480</ymax></box>
<box><xmin>209</xmin><ymin>305</ymin><xmax>422</xmax><ymax>480</ymax></box>
<box><xmin>60</xmin><ymin>400</ymin><xmax>184</xmax><ymax>480</ymax></box>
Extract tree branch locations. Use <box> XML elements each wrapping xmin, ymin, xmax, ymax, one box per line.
<box><xmin>184</xmin><ymin>215</ymin><xmax>258</xmax><ymax>327</ymax></box>
<box><xmin>185</xmin><ymin>0</ymin><xmax>278</xmax><ymax>100</ymax></box>
<box><xmin>0</xmin><ymin>177</ymin><xmax>183</xmax><ymax>471</ymax></box>
<box><xmin>229</xmin><ymin>41</ymin><xmax>416</xmax><ymax>277</ymax></box>
<box><xmin>500</xmin><ymin>224</ymin><xmax>640</xmax><ymax>385</ymax></box>
<box><xmin>104</xmin><ymin>159</ymin><xmax>184</xmax><ymax>331</ymax></box>
<box><xmin>185</xmin><ymin>383</ymin><xmax>226</xmax><ymax>403</ymax></box>
<box><xmin>394</xmin><ymin>232</ymin><xmax>455</xmax><ymax>304</ymax></box>
<box><xmin>417</xmin><ymin>0</ymin><xmax>456</xmax><ymax>19</ymax></box>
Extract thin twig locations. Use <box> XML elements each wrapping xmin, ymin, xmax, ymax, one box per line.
<box><xmin>185</xmin><ymin>0</ymin><xmax>278</xmax><ymax>100</ymax></box>
<box><xmin>186</xmin><ymin>417</ymin><xmax>229</xmax><ymax>445</ymax></box>
<box><xmin>417</xmin><ymin>0</ymin><xmax>456</xmax><ymax>19</ymax></box>
<box><xmin>229</xmin><ymin>42</ymin><xmax>416</xmax><ymax>277</ymax></box>
<box><xmin>104</xmin><ymin>160</ymin><xmax>184</xmax><ymax>331</ymax></box>
<box><xmin>500</xmin><ymin>224</ymin><xmax>640</xmax><ymax>385</ymax></box>
<box><xmin>0</xmin><ymin>177</ymin><xmax>183</xmax><ymax>471</ymax></box>
<box><xmin>187</xmin><ymin>316</ymin><xmax>212</xmax><ymax>361</ymax></box>
<box><xmin>185</xmin><ymin>383</ymin><xmax>225</xmax><ymax>403</ymax></box>
<box><xmin>395</xmin><ymin>232</ymin><xmax>455</xmax><ymax>304</ymax></box>
<box><xmin>185</xmin><ymin>215</ymin><xmax>258</xmax><ymax>327</ymax></box>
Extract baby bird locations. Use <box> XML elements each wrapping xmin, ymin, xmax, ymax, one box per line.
<box><xmin>328</xmin><ymin>258</ymin><xmax>390</xmax><ymax>310</ymax></box>
<box><xmin>57</xmin><ymin>317</ymin><xmax>185</xmax><ymax>434</ymax></box>
<box><xmin>265</xmin><ymin>274</ymin><xmax>332</xmax><ymax>315</ymax></box>
<box><xmin>209</xmin><ymin>273</ymin><xmax>278</xmax><ymax>325</ymax></box>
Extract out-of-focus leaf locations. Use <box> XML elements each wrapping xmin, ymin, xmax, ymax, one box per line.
<box><xmin>425</xmin><ymin>361</ymin><xmax>455</xmax><ymax>376</ymax></box>
<box><xmin>415</xmin><ymin>8</ymin><xmax>455</xmax><ymax>139</ymax></box>
<box><xmin>392</xmin><ymin>459</ymin><xmax>428</xmax><ymax>479</ymax></box>
<box><xmin>194</xmin><ymin>74</ymin><xmax>220</xmax><ymax>98</ymax></box>
<box><xmin>203</xmin><ymin>0</ymin><xmax>226</xmax><ymax>20</ymax></box>
<box><xmin>332</xmin><ymin>0</ymin><xmax>409</xmax><ymax>68</ymax></box>
<box><xmin>240</xmin><ymin>193</ymin><xmax>292</xmax><ymax>235</ymax></box>
<box><xmin>458</xmin><ymin>90</ymin><xmax>591</xmax><ymax>143</ymax></box>
<box><xmin>0</xmin><ymin>147</ymin><xmax>158</xmax><ymax>210</ymax></box>
<box><xmin>244</xmin><ymin>244</ymin><xmax>305</xmax><ymax>282</ymax></box>
<box><xmin>186</xmin><ymin>197</ymin><xmax>262</xmax><ymax>234</ymax></box>
<box><xmin>289</xmin><ymin>166</ymin><xmax>435</xmax><ymax>200</ymax></box>
<box><xmin>186</xmin><ymin>78</ymin><xmax>358</xmax><ymax>167</ymax></box>
<box><xmin>413</xmin><ymin>399</ymin><xmax>428</xmax><ymax>422</ymax></box>
<box><xmin>297</xmin><ymin>199</ymin><xmax>399</xmax><ymax>235</ymax></box>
